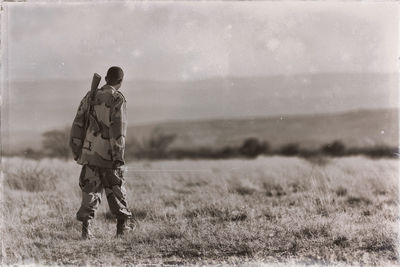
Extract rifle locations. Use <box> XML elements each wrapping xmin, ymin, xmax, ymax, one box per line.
<box><xmin>82</xmin><ymin>73</ymin><xmax>101</xmax><ymax>145</ymax></box>
<box><xmin>71</xmin><ymin>73</ymin><xmax>101</xmax><ymax>161</ymax></box>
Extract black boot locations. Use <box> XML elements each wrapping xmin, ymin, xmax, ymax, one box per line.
<box><xmin>82</xmin><ymin>220</ymin><xmax>93</xmax><ymax>240</ymax></box>
<box><xmin>116</xmin><ymin>218</ymin><xmax>132</xmax><ymax>237</ymax></box>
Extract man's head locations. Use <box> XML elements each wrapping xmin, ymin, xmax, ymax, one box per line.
<box><xmin>105</xmin><ymin>66</ymin><xmax>124</xmax><ymax>89</ymax></box>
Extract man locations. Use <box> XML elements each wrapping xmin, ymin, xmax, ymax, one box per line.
<box><xmin>70</xmin><ymin>66</ymin><xmax>132</xmax><ymax>239</ymax></box>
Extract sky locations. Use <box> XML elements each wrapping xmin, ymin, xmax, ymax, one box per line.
<box><xmin>2</xmin><ymin>1</ymin><xmax>399</xmax><ymax>149</ymax></box>
<box><xmin>6</xmin><ymin>1</ymin><xmax>399</xmax><ymax>81</ymax></box>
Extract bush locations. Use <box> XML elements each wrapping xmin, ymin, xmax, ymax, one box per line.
<box><xmin>216</xmin><ymin>146</ymin><xmax>239</xmax><ymax>158</ymax></box>
<box><xmin>239</xmin><ymin>138</ymin><xmax>269</xmax><ymax>158</ymax></box>
<box><xmin>22</xmin><ymin>148</ymin><xmax>45</xmax><ymax>160</ymax></box>
<box><xmin>5</xmin><ymin>163</ymin><xmax>58</xmax><ymax>192</ymax></box>
<box><xmin>279</xmin><ymin>143</ymin><xmax>300</xmax><ymax>156</ymax></box>
<box><xmin>322</xmin><ymin>140</ymin><xmax>346</xmax><ymax>156</ymax></box>
<box><xmin>361</xmin><ymin>146</ymin><xmax>398</xmax><ymax>158</ymax></box>
<box><xmin>126</xmin><ymin>129</ymin><xmax>176</xmax><ymax>159</ymax></box>
<box><xmin>170</xmin><ymin>147</ymin><xmax>215</xmax><ymax>159</ymax></box>
<box><xmin>42</xmin><ymin>127</ymin><xmax>71</xmax><ymax>160</ymax></box>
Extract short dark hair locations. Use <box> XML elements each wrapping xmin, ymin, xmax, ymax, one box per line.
<box><xmin>106</xmin><ymin>66</ymin><xmax>124</xmax><ymax>85</ymax></box>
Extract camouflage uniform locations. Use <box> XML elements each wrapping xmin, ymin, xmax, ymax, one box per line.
<box><xmin>70</xmin><ymin>84</ymin><xmax>132</xmax><ymax>222</ymax></box>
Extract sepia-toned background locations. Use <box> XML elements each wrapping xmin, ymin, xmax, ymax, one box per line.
<box><xmin>1</xmin><ymin>1</ymin><xmax>399</xmax><ymax>265</ymax></box>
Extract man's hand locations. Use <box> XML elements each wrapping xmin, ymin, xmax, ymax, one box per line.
<box><xmin>112</xmin><ymin>160</ymin><xmax>124</xmax><ymax>169</ymax></box>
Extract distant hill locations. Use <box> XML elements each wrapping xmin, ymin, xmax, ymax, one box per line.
<box><xmin>3</xmin><ymin>72</ymin><xmax>398</xmax><ymax>151</ymax></box>
<box><xmin>3</xmin><ymin>108</ymin><xmax>398</xmax><ymax>153</ymax></box>
<box><xmin>128</xmin><ymin>108</ymin><xmax>399</xmax><ymax>150</ymax></box>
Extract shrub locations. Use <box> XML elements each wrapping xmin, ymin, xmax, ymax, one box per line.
<box><xmin>126</xmin><ymin>129</ymin><xmax>176</xmax><ymax>159</ymax></box>
<box><xmin>5</xmin><ymin>163</ymin><xmax>58</xmax><ymax>192</ymax></box>
<box><xmin>279</xmin><ymin>143</ymin><xmax>300</xmax><ymax>156</ymax></box>
<box><xmin>22</xmin><ymin>148</ymin><xmax>45</xmax><ymax>160</ymax></box>
<box><xmin>42</xmin><ymin>127</ymin><xmax>71</xmax><ymax>160</ymax></box>
<box><xmin>239</xmin><ymin>138</ymin><xmax>269</xmax><ymax>158</ymax></box>
<box><xmin>363</xmin><ymin>146</ymin><xmax>398</xmax><ymax>159</ymax></box>
<box><xmin>216</xmin><ymin>146</ymin><xmax>239</xmax><ymax>158</ymax></box>
<box><xmin>263</xmin><ymin>182</ymin><xmax>286</xmax><ymax>197</ymax></box>
<box><xmin>322</xmin><ymin>140</ymin><xmax>346</xmax><ymax>156</ymax></box>
<box><xmin>346</xmin><ymin>196</ymin><xmax>372</xmax><ymax>206</ymax></box>
<box><xmin>335</xmin><ymin>186</ymin><xmax>348</xmax><ymax>197</ymax></box>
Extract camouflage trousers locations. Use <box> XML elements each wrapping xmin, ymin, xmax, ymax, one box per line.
<box><xmin>76</xmin><ymin>165</ymin><xmax>132</xmax><ymax>222</ymax></box>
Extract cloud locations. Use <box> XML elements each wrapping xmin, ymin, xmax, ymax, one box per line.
<box><xmin>7</xmin><ymin>1</ymin><xmax>398</xmax><ymax>81</ymax></box>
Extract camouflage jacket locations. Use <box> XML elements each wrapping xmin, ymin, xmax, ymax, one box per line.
<box><xmin>70</xmin><ymin>85</ymin><xmax>127</xmax><ymax>168</ymax></box>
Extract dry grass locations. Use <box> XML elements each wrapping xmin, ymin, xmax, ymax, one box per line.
<box><xmin>1</xmin><ymin>156</ymin><xmax>399</xmax><ymax>265</ymax></box>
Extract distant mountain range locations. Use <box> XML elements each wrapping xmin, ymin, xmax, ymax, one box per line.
<box><xmin>128</xmin><ymin>108</ymin><xmax>399</xmax><ymax>150</ymax></box>
<box><xmin>3</xmin><ymin>72</ymin><xmax>397</xmax><ymax>151</ymax></box>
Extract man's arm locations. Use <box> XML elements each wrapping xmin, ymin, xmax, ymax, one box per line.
<box><xmin>70</xmin><ymin>92</ymin><xmax>90</xmax><ymax>160</ymax></box>
<box><xmin>109</xmin><ymin>94</ymin><xmax>127</xmax><ymax>167</ymax></box>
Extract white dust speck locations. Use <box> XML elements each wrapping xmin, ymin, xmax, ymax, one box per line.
<box><xmin>302</xmin><ymin>78</ymin><xmax>309</xmax><ymax>84</ymax></box>
<box><xmin>308</xmin><ymin>66</ymin><xmax>317</xmax><ymax>73</ymax></box>
<box><xmin>381</xmin><ymin>130</ymin><xmax>385</xmax><ymax>134</ymax></box>
<box><xmin>191</xmin><ymin>65</ymin><xmax>199</xmax><ymax>73</ymax></box>
<box><xmin>267</xmin><ymin>38</ymin><xmax>280</xmax><ymax>52</ymax></box>
<box><xmin>131</xmin><ymin>49</ymin><xmax>142</xmax><ymax>57</ymax></box>
<box><xmin>341</xmin><ymin>52</ymin><xmax>352</xmax><ymax>62</ymax></box>
<box><xmin>180</xmin><ymin>72</ymin><xmax>189</xmax><ymax>80</ymax></box>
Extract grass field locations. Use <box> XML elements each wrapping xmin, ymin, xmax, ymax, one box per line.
<box><xmin>1</xmin><ymin>156</ymin><xmax>399</xmax><ymax>265</ymax></box>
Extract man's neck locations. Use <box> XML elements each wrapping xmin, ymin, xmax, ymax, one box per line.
<box><xmin>104</xmin><ymin>84</ymin><xmax>117</xmax><ymax>90</ymax></box>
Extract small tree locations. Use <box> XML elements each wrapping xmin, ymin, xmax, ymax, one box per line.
<box><xmin>279</xmin><ymin>143</ymin><xmax>300</xmax><ymax>156</ymax></box>
<box><xmin>322</xmin><ymin>140</ymin><xmax>346</xmax><ymax>156</ymax></box>
<box><xmin>147</xmin><ymin>130</ymin><xmax>176</xmax><ymax>158</ymax></box>
<box><xmin>23</xmin><ymin>148</ymin><xmax>44</xmax><ymax>160</ymax></box>
<box><xmin>127</xmin><ymin>129</ymin><xmax>176</xmax><ymax>159</ymax></box>
<box><xmin>42</xmin><ymin>127</ymin><xmax>71</xmax><ymax>160</ymax></box>
<box><xmin>239</xmin><ymin>138</ymin><xmax>269</xmax><ymax>158</ymax></box>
